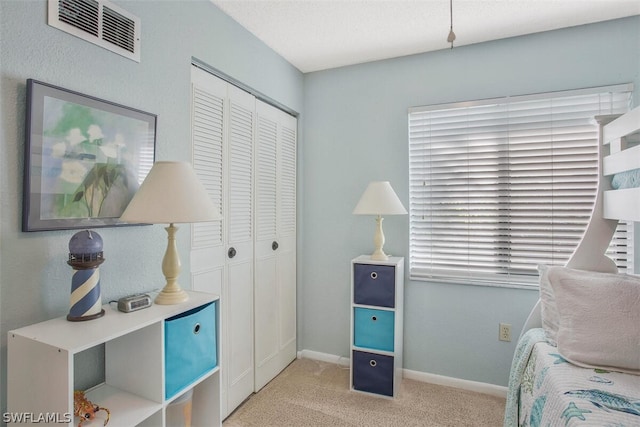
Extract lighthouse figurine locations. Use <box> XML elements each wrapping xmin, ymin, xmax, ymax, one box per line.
<box><xmin>67</xmin><ymin>230</ymin><xmax>106</xmax><ymax>321</ymax></box>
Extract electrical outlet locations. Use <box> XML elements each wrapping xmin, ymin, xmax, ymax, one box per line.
<box><xmin>499</xmin><ymin>323</ymin><xmax>512</xmax><ymax>342</ymax></box>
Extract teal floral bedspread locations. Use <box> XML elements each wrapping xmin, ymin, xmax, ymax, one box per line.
<box><xmin>504</xmin><ymin>328</ymin><xmax>640</xmax><ymax>427</ymax></box>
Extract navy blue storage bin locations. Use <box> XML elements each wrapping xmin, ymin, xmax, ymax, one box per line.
<box><xmin>165</xmin><ymin>302</ymin><xmax>217</xmax><ymax>399</ymax></box>
<box><xmin>353</xmin><ymin>307</ymin><xmax>394</xmax><ymax>351</ymax></box>
<box><xmin>352</xmin><ymin>350</ymin><xmax>394</xmax><ymax>396</ymax></box>
<box><xmin>353</xmin><ymin>264</ymin><xmax>395</xmax><ymax>308</ymax></box>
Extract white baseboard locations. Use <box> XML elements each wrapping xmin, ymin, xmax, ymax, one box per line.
<box><xmin>403</xmin><ymin>368</ymin><xmax>507</xmax><ymax>398</ymax></box>
<box><xmin>297</xmin><ymin>349</ymin><xmax>350</xmax><ymax>366</ymax></box>
<box><xmin>297</xmin><ymin>349</ymin><xmax>507</xmax><ymax>398</ymax></box>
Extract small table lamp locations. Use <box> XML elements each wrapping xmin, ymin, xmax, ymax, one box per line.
<box><xmin>120</xmin><ymin>161</ymin><xmax>222</xmax><ymax>304</ymax></box>
<box><xmin>353</xmin><ymin>181</ymin><xmax>407</xmax><ymax>261</ymax></box>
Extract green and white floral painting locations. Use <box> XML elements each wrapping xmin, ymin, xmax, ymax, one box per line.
<box><xmin>39</xmin><ymin>96</ymin><xmax>153</xmax><ymax>221</ymax></box>
<box><xmin>23</xmin><ymin>79</ymin><xmax>156</xmax><ymax>231</ymax></box>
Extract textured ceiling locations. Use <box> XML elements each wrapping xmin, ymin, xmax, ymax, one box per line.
<box><xmin>211</xmin><ymin>0</ymin><xmax>640</xmax><ymax>73</ymax></box>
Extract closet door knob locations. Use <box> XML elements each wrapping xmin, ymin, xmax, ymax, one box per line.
<box><xmin>228</xmin><ymin>247</ymin><xmax>237</xmax><ymax>258</ymax></box>
<box><xmin>272</xmin><ymin>241</ymin><xmax>279</xmax><ymax>251</ymax></box>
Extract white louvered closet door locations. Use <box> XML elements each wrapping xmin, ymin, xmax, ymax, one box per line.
<box><xmin>254</xmin><ymin>100</ymin><xmax>297</xmax><ymax>391</ymax></box>
<box><xmin>190</xmin><ymin>66</ymin><xmax>255</xmax><ymax>419</ymax></box>
<box><xmin>190</xmin><ymin>66</ymin><xmax>224</xmax><ymax>302</ymax></box>
<box><xmin>224</xmin><ymin>84</ymin><xmax>255</xmax><ymax>415</ymax></box>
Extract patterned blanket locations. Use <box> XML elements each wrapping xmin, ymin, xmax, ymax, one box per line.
<box><xmin>504</xmin><ymin>328</ymin><xmax>640</xmax><ymax>427</ymax></box>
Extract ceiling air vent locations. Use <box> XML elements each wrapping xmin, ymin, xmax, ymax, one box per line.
<box><xmin>48</xmin><ymin>0</ymin><xmax>141</xmax><ymax>62</ymax></box>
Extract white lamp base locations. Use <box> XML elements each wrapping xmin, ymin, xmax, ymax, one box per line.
<box><xmin>370</xmin><ymin>215</ymin><xmax>389</xmax><ymax>261</ymax></box>
<box><xmin>370</xmin><ymin>250</ymin><xmax>389</xmax><ymax>261</ymax></box>
<box><xmin>155</xmin><ymin>287</ymin><xmax>189</xmax><ymax>305</ymax></box>
<box><xmin>155</xmin><ymin>224</ymin><xmax>189</xmax><ymax>305</ymax></box>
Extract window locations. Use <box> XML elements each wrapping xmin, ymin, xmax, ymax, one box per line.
<box><xmin>408</xmin><ymin>85</ymin><xmax>633</xmax><ymax>287</ymax></box>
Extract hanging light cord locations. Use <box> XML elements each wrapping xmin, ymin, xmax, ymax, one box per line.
<box><xmin>447</xmin><ymin>0</ymin><xmax>456</xmax><ymax>49</ymax></box>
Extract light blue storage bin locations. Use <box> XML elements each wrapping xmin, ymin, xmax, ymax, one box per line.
<box><xmin>165</xmin><ymin>301</ymin><xmax>217</xmax><ymax>399</ymax></box>
<box><xmin>353</xmin><ymin>307</ymin><xmax>394</xmax><ymax>352</ymax></box>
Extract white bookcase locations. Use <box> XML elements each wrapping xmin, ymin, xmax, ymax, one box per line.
<box><xmin>7</xmin><ymin>291</ymin><xmax>220</xmax><ymax>427</ymax></box>
<box><xmin>350</xmin><ymin>256</ymin><xmax>404</xmax><ymax>398</ymax></box>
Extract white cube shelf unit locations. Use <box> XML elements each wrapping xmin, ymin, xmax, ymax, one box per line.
<box><xmin>350</xmin><ymin>255</ymin><xmax>404</xmax><ymax>398</ymax></box>
<box><xmin>7</xmin><ymin>291</ymin><xmax>220</xmax><ymax>427</ymax></box>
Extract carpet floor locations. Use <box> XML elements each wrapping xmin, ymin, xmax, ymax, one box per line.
<box><xmin>223</xmin><ymin>358</ymin><xmax>506</xmax><ymax>426</ymax></box>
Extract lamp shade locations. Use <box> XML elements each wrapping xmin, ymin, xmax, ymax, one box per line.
<box><xmin>353</xmin><ymin>181</ymin><xmax>407</xmax><ymax>216</ymax></box>
<box><xmin>120</xmin><ymin>161</ymin><xmax>222</xmax><ymax>224</ymax></box>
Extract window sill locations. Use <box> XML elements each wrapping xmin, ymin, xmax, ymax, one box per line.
<box><xmin>409</xmin><ymin>274</ymin><xmax>539</xmax><ymax>290</ymax></box>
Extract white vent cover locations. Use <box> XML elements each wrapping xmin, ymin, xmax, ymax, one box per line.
<box><xmin>48</xmin><ymin>0</ymin><xmax>141</xmax><ymax>62</ymax></box>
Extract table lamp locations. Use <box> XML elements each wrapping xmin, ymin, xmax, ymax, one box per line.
<box><xmin>353</xmin><ymin>181</ymin><xmax>407</xmax><ymax>261</ymax></box>
<box><xmin>120</xmin><ymin>161</ymin><xmax>222</xmax><ymax>304</ymax></box>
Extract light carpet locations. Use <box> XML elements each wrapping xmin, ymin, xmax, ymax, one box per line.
<box><xmin>223</xmin><ymin>358</ymin><xmax>506</xmax><ymax>426</ymax></box>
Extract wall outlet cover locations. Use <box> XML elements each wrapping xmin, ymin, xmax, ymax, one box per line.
<box><xmin>499</xmin><ymin>323</ymin><xmax>512</xmax><ymax>342</ymax></box>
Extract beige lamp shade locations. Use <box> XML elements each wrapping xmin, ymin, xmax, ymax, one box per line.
<box><xmin>120</xmin><ymin>161</ymin><xmax>222</xmax><ymax>224</ymax></box>
<box><xmin>120</xmin><ymin>161</ymin><xmax>222</xmax><ymax>305</ymax></box>
<box><xmin>353</xmin><ymin>181</ymin><xmax>407</xmax><ymax>216</ymax></box>
<box><xmin>353</xmin><ymin>181</ymin><xmax>407</xmax><ymax>261</ymax></box>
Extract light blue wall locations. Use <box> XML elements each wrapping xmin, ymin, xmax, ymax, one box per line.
<box><xmin>0</xmin><ymin>0</ymin><xmax>303</xmax><ymax>413</ymax></box>
<box><xmin>300</xmin><ymin>16</ymin><xmax>640</xmax><ymax>386</ymax></box>
<box><xmin>1</xmin><ymin>0</ymin><xmax>639</xmax><ymax>415</ymax></box>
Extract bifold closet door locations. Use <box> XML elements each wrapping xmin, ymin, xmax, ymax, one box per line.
<box><xmin>190</xmin><ymin>66</ymin><xmax>255</xmax><ymax>419</ymax></box>
<box><xmin>254</xmin><ymin>100</ymin><xmax>297</xmax><ymax>391</ymax></box>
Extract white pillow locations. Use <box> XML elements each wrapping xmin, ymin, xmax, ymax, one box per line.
<box><xmin>548</xmin><ymin>266</ymin><xmax>640</xmax><ymax>375</ymax></box>
<box><xmin>538</xmin><ymin>264</ymin><xmax>559</xmax><ymax>346</ymax></box>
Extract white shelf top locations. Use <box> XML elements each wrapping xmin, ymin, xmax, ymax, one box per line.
<box><xmin>352</xmin><ymin>255</ymin><xmax>404</xmax><ymax>266</ymax></box>
<box><xmin>8</xmin><ymin>291</ymin><xmax>219</xmax><ymax>353</ymax></box>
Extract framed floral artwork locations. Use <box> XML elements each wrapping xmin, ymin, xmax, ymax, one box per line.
<box><xmin>22</xmin><ymin>79</ymin><xmax>157</xmax><ymax>231</ymax></box>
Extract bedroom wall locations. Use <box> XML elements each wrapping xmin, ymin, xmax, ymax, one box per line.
<box><xmin>1</xmin><ymin>1</ymin><xmax>638</xmax><ymax>415</ymax></box>
<box><xmin>300</xmin><ymin>16</ymin><xmax>640</xmax><ymax>387</ymax></box>
<box><xmin>0</xmin><ymin>0</ymin><xmax>303</xmax><ymax>414</ymax></box>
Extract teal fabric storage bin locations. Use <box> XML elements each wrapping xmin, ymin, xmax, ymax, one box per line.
<box><xmin>353</xmin><ymin>307</ymin><xmax>394</xmax><ymax>352</ymax></box>
<box><xmin>165</xmin><ymin>302</ymin><xmax>217</xmax><ymax>399</ymax></box>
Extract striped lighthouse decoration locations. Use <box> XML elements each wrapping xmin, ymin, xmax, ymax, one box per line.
<box><xmin>67</xmin><ymin>230</ymin><xmax>106</xmax><ymax>321</ymax></box>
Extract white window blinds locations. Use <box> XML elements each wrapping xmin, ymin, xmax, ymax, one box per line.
<box><xmin>408</xmin><ymin>85</ymin><xmax>633</xmax><ymax>287</ymax></box>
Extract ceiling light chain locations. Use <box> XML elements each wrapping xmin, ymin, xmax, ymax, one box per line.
<box><xmin>447</xmin><ymin>0</ymin><xmax>456</xmax><ymax>49</ymax></box>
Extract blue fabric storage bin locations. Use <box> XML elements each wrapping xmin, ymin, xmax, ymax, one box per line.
<box><xmin>353</xmin><ymin>307</ymin><xmax>394</xmax><ymax>352</ymax></box>
<box><xmin>353</xmin><ymin>264</ymin><xmax>395</xmax><ymax>308</ymax></box>
<box><xmin>165</xmin><ymin>301</ymin><xmax>217</xmax><ymax>399</ymax></box>
<box><xmin>352</xmin><ymin>350</ymin><xmax>394</xmax><ymax>396</ymax></box>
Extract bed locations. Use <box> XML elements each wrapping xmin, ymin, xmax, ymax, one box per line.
<box><xmin>504</xmin><ymin>106</ymin><xmax>640</xmax><ymax>427</ymax></box>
